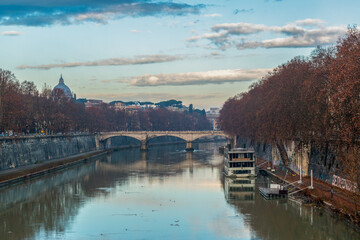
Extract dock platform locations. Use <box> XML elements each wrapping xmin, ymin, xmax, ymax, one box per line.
<box><xmin>259</xmin><ymin>187</ymin><xmax>288</xmax><ymax>200</ymax></box>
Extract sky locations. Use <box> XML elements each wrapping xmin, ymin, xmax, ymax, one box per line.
<box><xmin>0</xmin><ymin>0</ymin><xmax>359</xmax><ymax>110</ymax></box>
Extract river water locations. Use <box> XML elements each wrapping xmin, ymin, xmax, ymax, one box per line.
<box><xmin>0</xmin><ymin>142</ymin><xmax>359</xmax><ymax>240</ymax></box>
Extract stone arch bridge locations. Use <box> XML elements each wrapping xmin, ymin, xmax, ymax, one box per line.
<box><xmin>95</xmin><ymin>131</ymin><xmax>231</xmax><ymax>151</ymax></box>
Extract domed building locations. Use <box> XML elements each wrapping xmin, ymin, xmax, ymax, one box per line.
<box><xmin>52</xmin><ymin>74</ymin><xmax>76</xmax><ymax>99</ymax></box>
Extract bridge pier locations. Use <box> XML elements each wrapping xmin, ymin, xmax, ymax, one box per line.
<box><xmin>141</xmin><ymin>151</ymin><xmax>147</xmax><ymax>161</ymax></box>
<box><xmin>186</xmin><ymin>141</ymin><xmax>194</xmax><ymax>152</ymax></box>
<box><xmin>105</xmin><ymin>138</ymin><xmax>112</xmax><ymax>149</ymax></box>
<box><xmin>140</xmin><ymin>140</ymin><xmax>148</xmax><ymax>151</ymax></box>
<box><xmin>95</xmin><ymin>135</ymin><xmax>100</xmax><ymax>150</ymax></box>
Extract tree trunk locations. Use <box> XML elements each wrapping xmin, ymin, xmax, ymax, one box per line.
<box><xmin>276</xmin><ymin>141</ymin><xmax>289</xmax><ymax>166</ymax></box>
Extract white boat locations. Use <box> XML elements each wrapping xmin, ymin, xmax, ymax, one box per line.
<box><xmin>224</xmin><ymin>147</ymin><xmax>256</xmax><ymax>178</ymax></box>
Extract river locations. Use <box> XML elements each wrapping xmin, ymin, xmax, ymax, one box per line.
<box><xmin>0</xmin><ymin>142</ymin><xmax>359</xmax><ymax>240</ymax></box>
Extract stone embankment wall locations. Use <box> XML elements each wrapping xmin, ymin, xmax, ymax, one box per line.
<box><xmin>237</xmin><ymin>138</ymin><xmax>340</xmax><ymax>184</ymax></box>
<box><xmin>0</xmin><ymin>134</ymin><xmax>97</xmax><ymax>171</ymax></box>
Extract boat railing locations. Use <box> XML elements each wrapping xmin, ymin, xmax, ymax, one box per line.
<box><xmin>231</xmin><ymin>158</ymin><xmax>253</xmax><ymax>162</ymax></box>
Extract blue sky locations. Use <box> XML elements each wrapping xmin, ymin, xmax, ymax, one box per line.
<box><xmin>0</xmin><ymin>0</ymin><xmax>358</xmax><ymax>109</ymax></box>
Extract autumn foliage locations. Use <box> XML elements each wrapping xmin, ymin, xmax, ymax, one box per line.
<box><xmin>219</xmin><ymin>28</ymin><xmax>360</xmax><ymax>216</ymax></box>
<box><xmin>0</xmin><ymin>70</ymin><xmax>211</xmax><ymax>134</ymax></box>
<box><xmin>220</xmin><ymin>28</ymin><xmax>360</xmax><ymax>146</ymax></box>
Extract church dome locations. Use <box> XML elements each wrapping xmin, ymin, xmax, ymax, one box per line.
<box><xmin>52</xmin><ymin>75</ymin><xmax>73</xmax><ymax>98</ymax></box>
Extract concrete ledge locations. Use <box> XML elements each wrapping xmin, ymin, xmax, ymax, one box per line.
<box><xmin>0</xmin><ymin>149</ymin><xmax>110</xmax><ymax>188</ymax></box>
<box><xmin>0</xmin><ymin>133</ymin><xmax>94</xmax><ymax>141</ymax></box>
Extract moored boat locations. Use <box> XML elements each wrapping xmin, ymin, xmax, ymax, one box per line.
<box><xmin>224</xmin><ymin>147</ymin><xmax>256</xmax><ymax>178</ymax></box>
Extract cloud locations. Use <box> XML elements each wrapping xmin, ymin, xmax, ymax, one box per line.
<box><xmin>129</xmin><ymin>68</ymin><xmax>271</xmax><ymax>86</ymax></box>
<box><xmin>212</xmin><ymin>22</ymin><xmax>268</xmax><ymax>35</ymax></box>
<box><xmin>295</xmin><ymin>18</ymin><xmax>325</xmax><ymax>26</ymax></box>
<box><xmin>185</xmin><ymin>19</ymin><xmax>200</xmax><ymax>27</ymax></box>
<box><xmin>101</xmin><ymin>79</ymin><xmax>112</xmax><ymax>83</ymax></box>
<box><xmin>236</xmin><ymin>26</ymin><xmax>346</xmax><ymax>49</ymax></box>
<box><xmin>0</xmin><ymin>1</ymin><xmax>206</xmax><ymax>26</ymax></box>
<box><xmin>187</xmin><ymin>30</ymin><xmax>230</xmax><ymax>46</ymax></box>
<box><xmin>188</xmin><ymin>19</ymin><xmax>346</xmax><ymax>50</ymax></box>
<box><xmin>204</xmin><ymin>13</ymin><xmax>222</xmax><ymax>17</ymax></box>
<box><xmin>210</xmin><ymin>52</ymin><xmax>222</xmax><ymax>56</ymax></box>
<box><xmin>211</xmin><ymin>23</ymin><xmax>306</xmax><ymax>36</ymax></box>
<box><xmin>1</xmin><ymin>30</ymin><xmax>21</xmax><ymax>36</ymax></box>
<box><xmin>234</xmin><ymin>8</ymin><xmax>254</xmax><ymax>15</ymax></box>
<box><xmin>17</xmin><ymin>54</ymin><xmax>183</xmax><ymax>70</ymax></box>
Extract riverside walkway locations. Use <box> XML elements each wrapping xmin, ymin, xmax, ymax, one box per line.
<box><xmin>256</xmin><ymin>158</ymin><xmax>360</xmax><ymax>221</ymax></box>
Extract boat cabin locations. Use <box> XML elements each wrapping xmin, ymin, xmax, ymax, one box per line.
<box><xmin>224</xmin><ymin>148</ymin><xmax>256</xmax><ymax>177</ymax></box>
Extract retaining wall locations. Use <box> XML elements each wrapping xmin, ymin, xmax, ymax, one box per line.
<box><xmin>237</xmin><ymin>137</ymin><xmax>340</xmax><ymax>184</ymax></box>
<box><xmin>0</xmin><ymin>134</ymin><xmax>97</xmax><ymax>171</ymax></box>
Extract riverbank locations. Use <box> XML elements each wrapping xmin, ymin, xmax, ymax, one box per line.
<box><xmin>0</xmin><ymin>134</ymin><xmax>97</xmax><ymax>172</ymax></box>
<box><xmin>256</xmin><ymin>158</ymin><xmax>360</xmax><ymax>230</ymax></box>
<box><xmin>0</xmin><ymin>149</ymin><xmax>112</xmax><ymax>188</ymax></box>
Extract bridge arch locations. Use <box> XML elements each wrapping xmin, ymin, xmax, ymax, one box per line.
<box><xmin>190</xmin><ymin>134</ymin><xmax>229</xmax><ymax>142</ymax></box>
<box><xmin>98</xmin><ymin>135</ymin><xmax>143</xmax><ymax>149</ymax></box>
<box><xmin>146</xmin><ymin>135</ymin><xmax>186</xmax><ymax>144</ymax></box>
<box><xmin>96</xmin><ymin>131</ymin><xmax>231</xmax><ymax>151</ymax></box>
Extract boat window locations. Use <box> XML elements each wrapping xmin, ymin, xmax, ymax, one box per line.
<box><xmin>229</xmin><ymin>186</ymin><xmax>255</xmax><ymax>192</ymax></box>
<box><xmin>241</xmin><ymin>162</ymin><xmax>253</xmax><ymax>167</ymax></box>
<box><xmin>233</xmin><ymin>179</ymin><xmax>251</xmax><ymax>184</ymax></box>
<box><xmin>230</xmin><ymin>162</ymin><xmax>254</xmax><ymax>168</ymax></box>
<box><xmin>230</xmin><ymin>162</ymin><xmax>239</xmax><ymax>167</ymax></box>
<box><xmin>233</xmin><ymin>170</ymin><xmax>251</xmax><ymax>174</ymax></box>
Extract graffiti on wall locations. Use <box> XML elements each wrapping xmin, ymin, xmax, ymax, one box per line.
<box><xmin>332</xmin><ymin>175</ymin><xmax>358</xmax><ymax>193</ymax></box>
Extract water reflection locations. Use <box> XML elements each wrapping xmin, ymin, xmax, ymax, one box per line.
<box><xmin>0</xmin><ymin>142</ymin><xmax>359</xmax><ymax>240</ymax></box>
<box><xmin>224</xmin><ymin>178</ymin><xmax>255</xmax><ymax>202</ymax></box>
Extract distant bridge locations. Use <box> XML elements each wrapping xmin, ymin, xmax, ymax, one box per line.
<box><xmin>95</xmin><ymin>131</ymin><xmax>231</xmax><ymax>151</ymax></box>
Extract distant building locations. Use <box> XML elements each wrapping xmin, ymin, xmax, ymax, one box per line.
<box><xmin>206</xmin><ymin>107</ymin><xmax>220</xmax><ymax>130</ymax></box>
<box><xmin>182</xmin><ymin>105</ymin><xmax>189</xmax><ymax>112</ymax></box>
<box><xmin>52</xmin><ymin>74</ymin><xmax>76</xmax><ymax>99</ymax></box>
<box><xmin>165</xmin><ymin>105</ymin><xmax>188</xmax><ymax>112</ymax></box>
<box><xmin>85</xmin><ymin>99</ymin><xmax>104</xmax><ymax>108</ymax></box>
<box><xmin>166</xmin><ymin>106</ymin><xmax>180</xmax><ymax>111</ymax></box>
<box><xmin>113</xmin><ymin>102</ymin><xmax>126</xmax><ymax>111</ymax></box>
<box><xmin>208</xmin><ymin>107</ymin><xmax>220</xmax><ymax>115</ymax></box>
<box><xmin>141</xmin><ymin>104</ymin><xmax>157</xmax><ymax>109</ymax></box>
<box><xmin>125</xmin><ymin>105</ymin><xmax>142</xmax><ymax>112</ymax></box>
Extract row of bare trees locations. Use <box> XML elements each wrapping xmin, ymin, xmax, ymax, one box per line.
<box><xmin>0</xmin><ymin>70</ymin><xmax>211</xmax><ymax>134</ymax></box>
<box><xmin>219</xmin><ymin>28</ymin><xmax>360</xmax><ymax>216</ymax></box>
